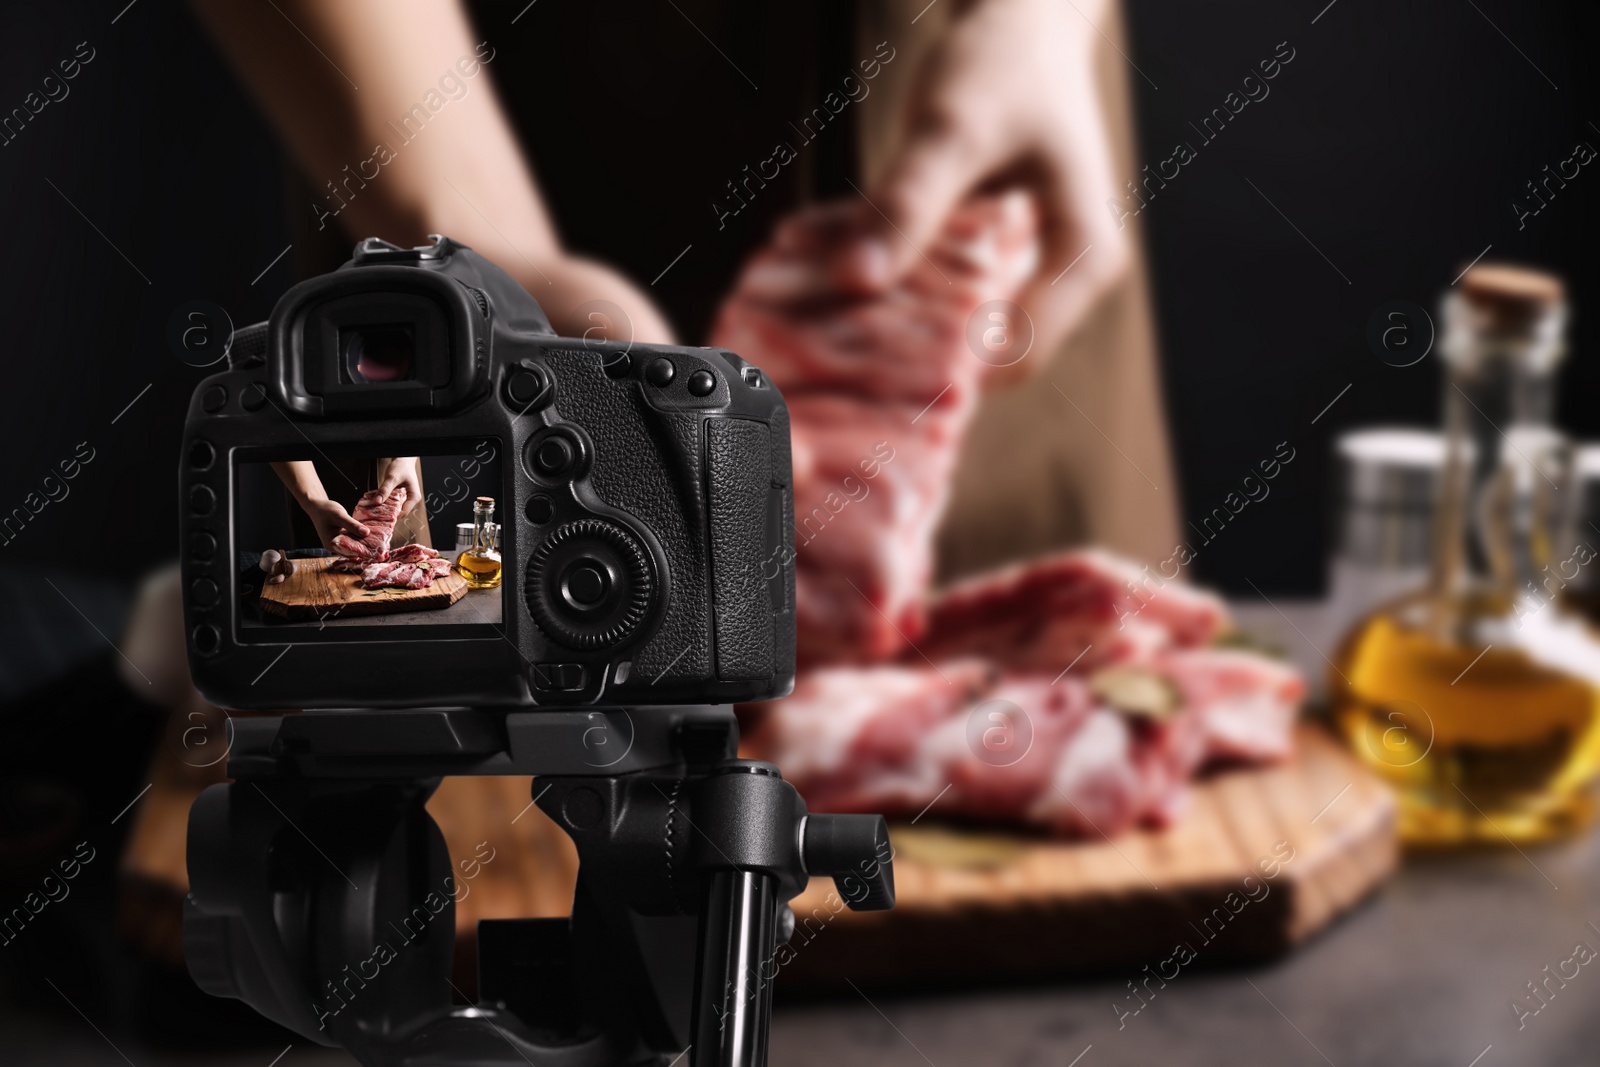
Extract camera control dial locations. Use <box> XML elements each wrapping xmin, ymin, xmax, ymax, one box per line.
<box><xmin>525</xmin><ymin>519</ymin><xmax>654</xmax><ymax>650</ymax></box>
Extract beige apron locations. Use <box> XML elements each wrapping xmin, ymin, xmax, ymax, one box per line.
<box><xmin>860</xmin><ymin>0</ymin><xmax>1181</xmax><ymax>582</ymax></box>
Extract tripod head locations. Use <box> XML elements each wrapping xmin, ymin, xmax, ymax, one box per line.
<box><xmin>184</xmin><ymin>705</ymin><xmax>894</xmax><ymax>1066</ymax></box>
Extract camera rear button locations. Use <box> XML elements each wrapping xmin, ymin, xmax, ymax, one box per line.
<box><xmin>190</xmin><ymin>578</ymin><xmax>220</xmax><ymax>609</ymax></box>
<box><xmin>645</xmin><ymin>358</ymin><xmax>675</xmax><ymax>387</ymax></box>
<box><xmin>190</xmin><ymin>532</ymin><xmax>217</xmax><ymax>561</ymax></box>
<box><xmin>687</xmin><ymin>369</ymin><xmax>716</xmax><ymax>396</ymax></box>
<box><xmin>505</xmin><ymin>366</ymin><xmax>551</xmax><ymax>409</ymax></box>
<box><xmin>240</xmin><ymin>382</ymin><xmax>268</xmax><ymax>411</ymax></box>
<box><xmin>201</xmin><ymin>386</ymin><xmax>227</xmax><ymax>412</ymax></box>
<box><xmin>526</xmin><ymin>495</ymin><xmax>555</xmax><ymax>524</ymax></box>
<box><xmin>191</xmin><ymin>624</ymin><xmax>222</xmax><ymax>656</ymax></box>
<box><xmin>534</xmin><ymin>437</ymin><xmax>574</xmax><ymax>476</ymax></box>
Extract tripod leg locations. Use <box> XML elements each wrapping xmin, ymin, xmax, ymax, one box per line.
<box><xmin>692</xmin><ymin>869</ymin><xmax>778</xmax><ymax>1067</ymax></box>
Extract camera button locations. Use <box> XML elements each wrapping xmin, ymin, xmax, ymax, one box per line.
<box><xmin>189</xmin><ymin>485</ymin><xmax>217</xmax><ymax>516</ymax></box>
<box><xmin>240</xmin><ymin>382</ymin><xmax>268</xmax><ymax>411</ymax></box>
<box><xmin>530</xmin><ymin>662</ymin><xmax>587</xmax><ymax>691</ymax></box>
<box><xmin>190</xmin><ymin>578</ymin><xmax>220</xmax><ymax>609</ymax></box>
<box><xmin>534</xmin><ymin>437</ymin><xmax>575</xmax><ymax>476</ymax></box>
<box><xmin>191</xmin><ymin>624</ymin><xmax>222</xmax><ymax>656</ymax></box>
<box><xmin>201</xmin><ymin>386</ymin><xmax>228</xmax><ymax>412</ymax></box>
<box><xmin>525</xmin><ymin>494</ymin><xmax>555</xmax><ymax>524</ymax></box>
<box><xmin>687</xmin><ymin>369</ymin><xmax>717</xmax><ymax>397</ymax></box>
<box><xmin>504</xmin><ymin>366</ymin><xmax>551</xmax><ymax>410</ymax></box>
<box><xmin>190</xmin><ymin>532</ymin><xmax>217</xmax><ymax>561</ymax></box>
<box><xmin>563</xmin><ymin>561</ymin><xmax>609</xmax><ymax>608</ymax></box>
<box><xmin>645</xmin><ymin>358</ymin><xmax>676</xmax><ymax>387</ymax></box>
<box><xmin>602</xmin><ymin>351</ymin><xmax>632</xmax><ymax>379</ymax></box>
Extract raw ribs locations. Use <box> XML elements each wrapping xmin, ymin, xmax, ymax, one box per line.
<box><xmin>326</xmin><ymin>488</ymin><xmax>450</xmax><ymax>589</ymax></box>
<box><xmin>360</xmin><ymin>558</ymin><xmax>452</xmax><ymax>590</ymax></box>
<box><xmin>710</xmin><ymin>194</ymin><xmax>1038</xmax><ymax>667</ymax></box>
<box><xmin>741</xmin><ymin>550</ymin><xmax>1304</xmax><ymax>836</ymax></box>
<box><xmin>332</xmin><ymin>487</ymin><xmax>408</xmax><ymax>560</ymax></box>
<box><xmin>717</xmin><ymin>197</ymin><xmax>1302</xmax><ymax>839</ymax></box>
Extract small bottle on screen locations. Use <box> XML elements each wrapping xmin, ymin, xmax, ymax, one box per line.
<box><xmin>455</xmin><ymin>496</ymin><xmax>503</xmax><ymax>589</ymax></box>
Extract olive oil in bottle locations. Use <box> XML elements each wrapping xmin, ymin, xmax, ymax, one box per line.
<box><xmin>456</xmin><ymin>496</ymin><xmax>503</xmax><ymax>589</ymax></box>
<box><xmin>1331</xmin><ymin>266</ymin><xmax>1600</xmax><ymax>845</ymax></box>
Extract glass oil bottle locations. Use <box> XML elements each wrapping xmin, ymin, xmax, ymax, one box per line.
<box><xmin>1332</xmin><ymin>266</ymin><xmax>1600</xmax><ymax>845</ymax></box>
<box><xmin>455</xmin><ymin>496</ymin><xmax>503</xmax><ymax>589</ymax></box>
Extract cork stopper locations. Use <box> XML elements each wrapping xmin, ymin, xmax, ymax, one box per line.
<box><xmin>1457</xmin><ymin>263</ymin><xmax>1564</xmax><ymax>334</ymax></box>
<box><xmin>474</xmin><ymin>496</ymin><xmax>495</xmax><ymax>508</ymax></box>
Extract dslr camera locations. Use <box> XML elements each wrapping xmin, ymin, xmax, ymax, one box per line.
<box><xmin>180</xmin><ymin>235</ymin><xmax>795</xmax><ymax>709</ymax></box>
<box><xmin>179</xmin><ymin>239</ymin><xmax>893</xmax><ymax>1067</ymax></box>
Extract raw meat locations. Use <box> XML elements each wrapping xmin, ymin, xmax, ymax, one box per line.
<box><xmin>914</xmin><ymin>549</ymin><xmax>1229</xmax><ymax>674</ymax></box>
<box><xmin>332</xmin><ymin>487</ymin><xmax>407</xmax><ymax>560</ymax></box>
<box><xmin>740</xmin><ymin>660</ymin><xmax>995</xmax><ymax>814</ymax></box>
<box><xmin>327</xmin><ymin>533</ymin><xmax>439</xmax><ymax>574</ymax></box>
<box><xmin>388</xmin><ymin>543</ymin><xmax>441</xmax><ymax>565</ymax></box>
<box><xmin>740</xmin><ymin>551</ymin><xmax>1301</xmax><ymax>838</ymax></box>
<box><xmin>323</xmin><ymin>490</ymin><xmax>444</xmax><ymax>584</ymax></box>
<box><xmin>1157</xmin><ymin>648</ymin><xmax>1305</xmax><ymax>764</ymax></box>
<box><xmin>711</xmin><ymin>195</ymin><xmax>1038</xmax><ymax>667</ymax></box>
<box><xmin>360</xmin><ymin>558</ymin><xmax>452</xmax><ymax>590</ymax></box>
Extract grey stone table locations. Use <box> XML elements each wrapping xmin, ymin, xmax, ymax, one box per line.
<box><xmin>12</xmin><ymin>602</ymin><xmax>1599</xmax><ymax>1067</ymax></box>
<box><xmin>770</xmin><ymin>836</ymin><xmax>1600</xmax><ymax>1067</ymax></box>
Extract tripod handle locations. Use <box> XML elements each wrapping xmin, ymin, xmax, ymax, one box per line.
<box><xmin>801</xmin><ymin>813</ymin><xmax>895</xmax><ymax>911</ymax></box>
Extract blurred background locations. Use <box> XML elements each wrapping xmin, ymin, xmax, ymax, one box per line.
<box><xmin>2</xmin><ymin>0</ymin><xmax>1599</xmax><ymax>1064</ymax></box>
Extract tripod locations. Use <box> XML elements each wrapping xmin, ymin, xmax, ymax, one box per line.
<box><xmin>184</xmin><ymin>705</ymin><xmax>894</xmax><ymax>1067</ymax></box>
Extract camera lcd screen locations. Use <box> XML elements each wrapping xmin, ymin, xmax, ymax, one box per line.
<box><xmin>233</xmin><ymin>439</ymin><xmax>506</xmax><ymax>642</ymax></box>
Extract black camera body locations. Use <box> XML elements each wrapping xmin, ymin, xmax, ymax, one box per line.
<box><xmin>180</xmin><ymin>236</ymin><xmax>795</xmax><ymax>710</ymax></box>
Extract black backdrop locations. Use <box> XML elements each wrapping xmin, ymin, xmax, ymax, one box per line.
<box><xmin>1</xmin><ymin>0</ymin><xmax>1595</xmax><ymax>599</ymax></box>
<box><xmin>1127</xmin><ymin>0</ymin><xmax>1600</xmax><ymax>592</ymax></box>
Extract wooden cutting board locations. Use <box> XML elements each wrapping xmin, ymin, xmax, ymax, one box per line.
<box><xmin>258</xmin><ymin>555</ymin><xmax>467</xmax><ymax>621</ymax></box>
<box><xmin>776</xmin><ymin>723</ymin><xmax>1398</xmax><ymax>990</ymax></box>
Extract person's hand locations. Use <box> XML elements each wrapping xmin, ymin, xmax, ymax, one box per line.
<box><xmin>830</xmin><ymin>0</ymin><xmax>1129</xmax><ymax>369</ymax></box>
<box><xmin>376</xmin><ymin>457</ymin><xmax>424</xmax><ymax>516</ymax></box>
<box><xmin>302</xmin><ymin>497</ymin><xmax>368</xmax><ymax>553</ymax></box>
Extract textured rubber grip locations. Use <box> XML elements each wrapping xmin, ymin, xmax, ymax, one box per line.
<box><xmin>706</xmin><ymin>418</ymin><xmax>775</xmax><ymax>681</ymax></box>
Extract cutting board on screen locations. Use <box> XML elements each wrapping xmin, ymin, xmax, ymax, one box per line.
<box><xmin>258</xmin><ymin>555</ymin><xmax>467</xmax><ymax>621</ymax></box>
<box><xmin>777</xmin><ymin>723</ymin><xmax>1397</xmax><ymax>990</ymax></box>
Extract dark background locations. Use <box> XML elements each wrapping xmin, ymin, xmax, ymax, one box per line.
<box><xmin>1127</xmin><ymin>0</ymin><xmax>1600</xmax><ymax>591</ymax></box>
<box><xmin>1</xmin><ymin>0</ymin><xmax>1595</xmax><ymax>602</ymax></box>
<box><xmin>0</xmin><ymin>0</ymin><xmax>1596</xmax><ymax>1055</ymax></box>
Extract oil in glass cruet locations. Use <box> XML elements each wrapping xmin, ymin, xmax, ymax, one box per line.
<box><xmin>1331</xmin><ymin>265</ymin><xmax>1600</xmax><ymax>845</ymax></box>
<box><xmin>455</xmin><ymin>495</ymin><xmax>503</xmax><ymax>589</ymax></box>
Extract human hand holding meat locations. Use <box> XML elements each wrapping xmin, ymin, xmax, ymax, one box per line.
<box><xmin>770</xmin><ymin>0</ymin><xmax>1129</xmax><ymax>377</ymax></box>
<box><xmin>375</xmin><ymin>456</ymin><xmax>424</xmax><ymax>517</ymax></box>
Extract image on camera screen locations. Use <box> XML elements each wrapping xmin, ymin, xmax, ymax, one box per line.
<box><xmin>234</xmin><ymin>439</ymin><xmax>505</xmax><ymax>641</ymax></box>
